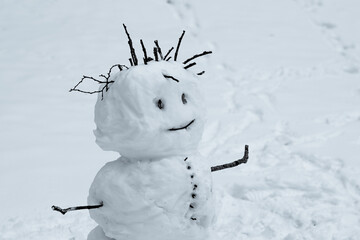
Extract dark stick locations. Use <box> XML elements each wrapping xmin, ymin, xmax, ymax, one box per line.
<box><xmin>52</xmin><ymin>202</ymin><xmax>103</xmax><ymax>215</ymax></box>
<box><xmin>197</xmin><ymin>71</ymin><xmax>205</xmax><ymax>75</ymax></box>
<box><xmin>163</xmin><ymin>74</ymin><xmax>179</xmax><ymax>82</ymax></box>
<box><xmin>70</xmin><ymin>81</ymin><xmax>114</xmax><ymax>100</ymax></box>
<box><xmin>164</xmin><ymin>47</ymin><xmax>174</xmax><ymax>60</ymax></box>
<box><xmin>70</xmin><ymin>76</ymin><xmax>100</xmax><ymax>94</ymax></box>
<box><xmin>211</xmin><ymin>145</ymin><xmax>249</xmax><ymax>172</ymax></box>
<box><xmin>118</xmin><ymin>64</ymin><xmax>129</xmax><ymax>71</ymax></box>
<box><xmin>140</xmin><ymin>39</ymin><xmax>148</xmax><ymax>64</ymax></box>
<box><xmin>183</xmin><ymin>51</ymin><xmax>212</xmax><ymax>65</ymax></box>
<box><xmin>70</xmin><ymin>88</ymin><xmax>102</xmax><ymax>95</ymax></box>
<box><xmin>70</xmin><ymin>73</ymin><xmax>116</xmax><ymax>92</ymax></box>
<box><xmin>146</xmin><ymin>57</ymin><xmax>154</xmax><ymax>62</ymax></box>
<box><xmin>99</xmin><ymin>64</ymin><xmax>125</xmax><ymax>82</ymax></box>
<box><xmin>69</xmin><ymin>75</ymin><xmax>115</xmax><ymax>100</ymax></box>
<box><xmin>154</xmin><ymin>40</ymin><xmax>163</xmax><ymax>60</ymax></box>
<box><xmin>184</xmin><ymin>62</ymin><xmax>196</xmax><ymax>69</ymax></box>
<box><xmin>123</xmin><ymin>24</ymin><xmax>138</xmax><ymax>66</ymax></box>
<box><xmin>174</xmin><ymin>30</ymin><xmax>185</xmax><ymax>61</ymax></box>
<box><xmin>100</xmin><ymin>64</ymin><xmax>122</xmax><ymax>92</ymax></box>
<box><xmin>166</xmin><ymin>56</ymin><xmax>172</xmax><ymax>61</ymax></box>
<box><xmin>129</xmin><ymin>58</ymin><xmax>133</xmax><ymax>66</ymax></box>
<box><xmin>153</xmin><ymin>47</ymin><xmax>159</xmax><ymax>61</ymax></box>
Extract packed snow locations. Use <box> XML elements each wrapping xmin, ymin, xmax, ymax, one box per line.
<box><xmin>1</xmin><ymin>0</ymin><xmax>360</xmax><ymax>239</ymax></box>
<box><xmin>88</xmin><ymin>154</ymin><xmax>214</xmax><ymax>240</ymax></box>
<box><xmin>88</xmin><ymin>61</ymin><xmax>214</xmax><ymax>239</ymax></box>
<box><xmin>94</xmin><ymin>62</ymin><xmax>205</xmax><ymax>159</ymax></box>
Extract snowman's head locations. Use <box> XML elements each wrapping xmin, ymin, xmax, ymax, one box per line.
<box><xmin>71</xmin><ymin>25</ymin><xmax>211</xmax><ymax>160</ymax></box>
<box><xmin>94</xmin><ymin>61</ymin><xmax>205</xmax><ymax>159</ymax></box>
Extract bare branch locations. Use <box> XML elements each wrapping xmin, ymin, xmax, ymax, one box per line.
<box><xmin>69</xmin><ymin>76</ymin><xmax>104</xmax><ymax>93</ymax></box>
<box><xmin>69</xmin><ymin>74</ymin><xmax>115</xmax><ymax>100</ymax></box>
<box><xmin>163</xmin><ymin>74</ymin><xmax>179</xmax><ymax>82</ymax></box>
<box><xmin>140</xmin><ymin>39</ymin><xmax>148</xmax><ymax>64</ymax></box>
<box><xmin>174</xmin><ymin>30</ymin><xmax>185</xmax><ymax>61</ymax></box>
<box><xmin>184</xmin><ymin>62</ymin><xmax>196</xmax><ymax>69</ymax></box>
<box><xmin>98</xmin><ymin>64</ymin><xmax>123</xmax><ymax>91</ymax></box>
<box><xmin>103</xmin><ymin>64</ymin><xmax>125</xmax><ymax>80</ymax></box>
<box><xmin>154</xmin><ymin>40</ymin><xmax>163</xmax><ymax>60</ymax></box>
<box><xmin>69</xmin><ymin>88</ymin><xmax>102</xmax><ymax>95</ymax></box>
<box><xmin>164</xmin><ymin>47</ymin><xmax>174</xmax><ymax>60</ymax></box>
<box><xmin>166</xmin><ymin>56</ymin><xmax>172</xmax><ymax>61</ymax></box>
<box><xmin>153</xmin><ymin>47</ymin><xmax>159</xmax><ymax>61</ymax></box>
<box><xmin>183</xmin><ymin>51</ymin><xmax>212</xmax><ymax>65</ymax></box>
<box><xmin>123</xmin><ymin>24</ymin><xmax>138</xmax><ymax>66</ymax></box>
<box><xmin>118</xmin><ymin>64</ymin><xmax>129</xmax><ymax>70</ymax></box>
<box><xmin>211</xmin><ymin>145</ymin><xmax>249</xmax><ymax>172</ymax></box>
<box><xmin>70</xmin><ymin>81</ymin><xmax>114</xmax><ymax>100</ymax></box>
<box><xmin>129</xmin><ymin>58</ymin><xmax>133</xmax><ymax>66</ymax></box>
<box><xmin>197</xmin><ymin>71</ymin><xmax>205</xmax><ymax>75</ymax></box>
<box><xmin>146</xmin><ymin>57</ymin><xmax>154</xmax><ymax>62</ymax></box>
<box><xmin>52</xmin><ymin>202</ymin><xmax>103</xmax><ymax>215</ymax></box>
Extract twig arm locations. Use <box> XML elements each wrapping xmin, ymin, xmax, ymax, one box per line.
<box><xmin>52</xmin><ymin>202</ymin><xmax>103</xmax><ymax>215</ymax></box>
<box><xmin>211</xmin><ymin>145</ymin><xmax>249</xmax><ymax>172</ymax></box>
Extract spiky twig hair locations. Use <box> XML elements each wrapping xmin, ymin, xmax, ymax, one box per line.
<box><xmin>70</xmin><ymin>24</ymin><xmax>212</xmax><ymax>99</ymax></box>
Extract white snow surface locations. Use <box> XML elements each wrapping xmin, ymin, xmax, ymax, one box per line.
<box><xmin>1</xmin><ymin>0</ymin><xmax>360</xmax><ymax>239</ymax></box>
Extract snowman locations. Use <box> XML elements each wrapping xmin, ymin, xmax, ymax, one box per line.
<box><xmin>52</xmin><ymin>25</ymin><xmax>249</xmax><ymax>240</ymax></box>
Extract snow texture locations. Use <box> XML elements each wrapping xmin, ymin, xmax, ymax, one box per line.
<box><xmin>90</xmin><ymin>61</ymin><xmax>213</xmax><ymax>239</ymax></box>
<box><xmin>88</xmin><ymin>61</ymin><xmax>215</xmax><ymax>240</ymax></box>
<box><xmin>88</xmin><ymin>155</ymin><xmax>214</xmax><ymax>240</ymax></box>
<box><xmin>94</xmin><ymin>62</ymin><xmax>205</xmax><ymax>160</ymax></box>
<box><xmin>1</xmin><ymin>0</ymin><xmax>360</xmax><ymax>239</ymax></box>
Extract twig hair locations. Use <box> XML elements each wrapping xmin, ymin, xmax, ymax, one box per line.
<box><xmin>70</xmin><ymin>24</ymin><xmax>212</xmax><ymax>100</ymax></box>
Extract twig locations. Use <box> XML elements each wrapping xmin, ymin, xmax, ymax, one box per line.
<box><xmin>146</xmin><ymin>57</ymin><xmax>154</xmax><ymax>62</ymax></box>
<box><xmin>140</xmin><ymin>39</ymin><xmax>148</xmax><ymax>64</ymax></box>
<box><xmin>197</xmin><ymin>71</ymin><xmax>205</xmax><ymax>75</ymax></box>
<box><xmin>164</xmin><ymin>47</ymin><xmax>174</xmax><ymax>60</ymax></box>
<box><xmin>70</xmin><ymin>76</ymin><xmax>103</xmax><ymax>92</ymax></box>
<box><xmin>118</xmin><ymin>64</ymin><xmax>129</xmax><ymax>70</ymax></box>
<box><xmin>70</xmin><ymin>82</ymin><xmax>114</xmax><ymax>100</ymax></box>
<box><xmin>69</xmin><ymin>75</ymin><xmax>114</xmax><ymax>100</ymax></box>
<box><xmin>211</xmin><ymin>145</ymin><xmax>249</xmax><ymax>172</ymax></box>
<box><xmin>154</xmin><ymin>40</ymin><xmax>163</xmax><ymax>60</ymax></box>
<box><xmin>123</xmin><ymin>24</ymin><xmax>138</xmax><ymax>66</ymax></box>
<box><xmin>52</xmin><ymin>202</ymin><xmax>103</xmax><ymax>215</ymax></box>
<box><xmin>70</xmin><ymin>76</ymin><xmax>105</xmax><ymax>91</ymax></box>
<box><xmin>166</xmin><ymin>56</ymin><xmax>172</xmax><ymax>61</ymax></box>
<box><xmin>129</xmin><ymin>58</ymin><xmax>133</xmax><ymax>66</ymax></box>
<box><xmin>153</xmin><ymin>47</ymin><xmax>159</xmax><ymax>61</ymax></box>
<box><xmin>183</xmin><ymin>51</ymin><xmax>212</xmax><ymax>64</ymax></box>
<box><xmin>184</xmin><ymin>62</ymin><xmax>196</xmax><ymax>69</ymax></box>
<box><xmin>174</xmin><ymin>30</ymin><xmax>185</xmax><ymax>61</ymax></box>
<box><xmin>163</xmin><ymin>74</ymin><xmax>179</xmax><ymax>82</ymax></box>
<box><xmin>99</xmin><ymin>64</ymin><xmax>121</xmax><ymax>91</ymax></box>
<box><xmin>99</xmin><ymin>64</ymin><xmax>126</xmax><ymax>80</ymax></box>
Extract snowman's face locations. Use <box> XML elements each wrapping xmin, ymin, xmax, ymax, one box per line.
<box><xmin>94</xmin><ymin>61</ymin><xmax>205</xmax><ymax>160</ymax></box>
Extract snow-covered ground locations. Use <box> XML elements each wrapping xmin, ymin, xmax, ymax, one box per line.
<box><xmin>1</xmin><ymin>0</ymin><xmax>359</xmax><ymax>239</ymax></box>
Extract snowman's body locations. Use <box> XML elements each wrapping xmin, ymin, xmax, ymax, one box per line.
<box><xmin>88</xmin><ymin>154</ymin><xmax>214</xmax><ymax>240</ymax></box>
<box><xmin>87</xmin><ymin>61</ymin><xmax>215</xmax><ymax>240</ymax></box>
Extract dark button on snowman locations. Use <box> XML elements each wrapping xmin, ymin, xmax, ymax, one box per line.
<box><xmin>52</xmin><ymin>25</ymin><xmax>249</xmax><ymax>240</ymax></box>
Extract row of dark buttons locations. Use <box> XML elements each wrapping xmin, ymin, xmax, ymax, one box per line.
<box><xmin>185</xmin><ymin>157</ymin><xmax>197</xmax><ymax>221</ymax></box>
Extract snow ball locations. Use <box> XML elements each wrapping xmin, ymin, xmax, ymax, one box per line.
<box><xmin>94</xmin><ymin>61</ymin><xmax>206</xmax><ymax>160</ymax></box>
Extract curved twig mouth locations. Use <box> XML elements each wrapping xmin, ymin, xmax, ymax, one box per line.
<box><xmin>168</xmin><ymin>119</ymin><xmax>195</xmax><ymax>131</ymax></box>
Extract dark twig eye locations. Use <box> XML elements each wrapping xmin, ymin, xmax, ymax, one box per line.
<box><xmin>157</xmin><ymin>99</ymin><xmax>164</xmax><ymax>109</ymax></box>
<box><xmin>182</xmin><ymin>93</ymin><xmax>187</xmax><ymax>104</ymax></box>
